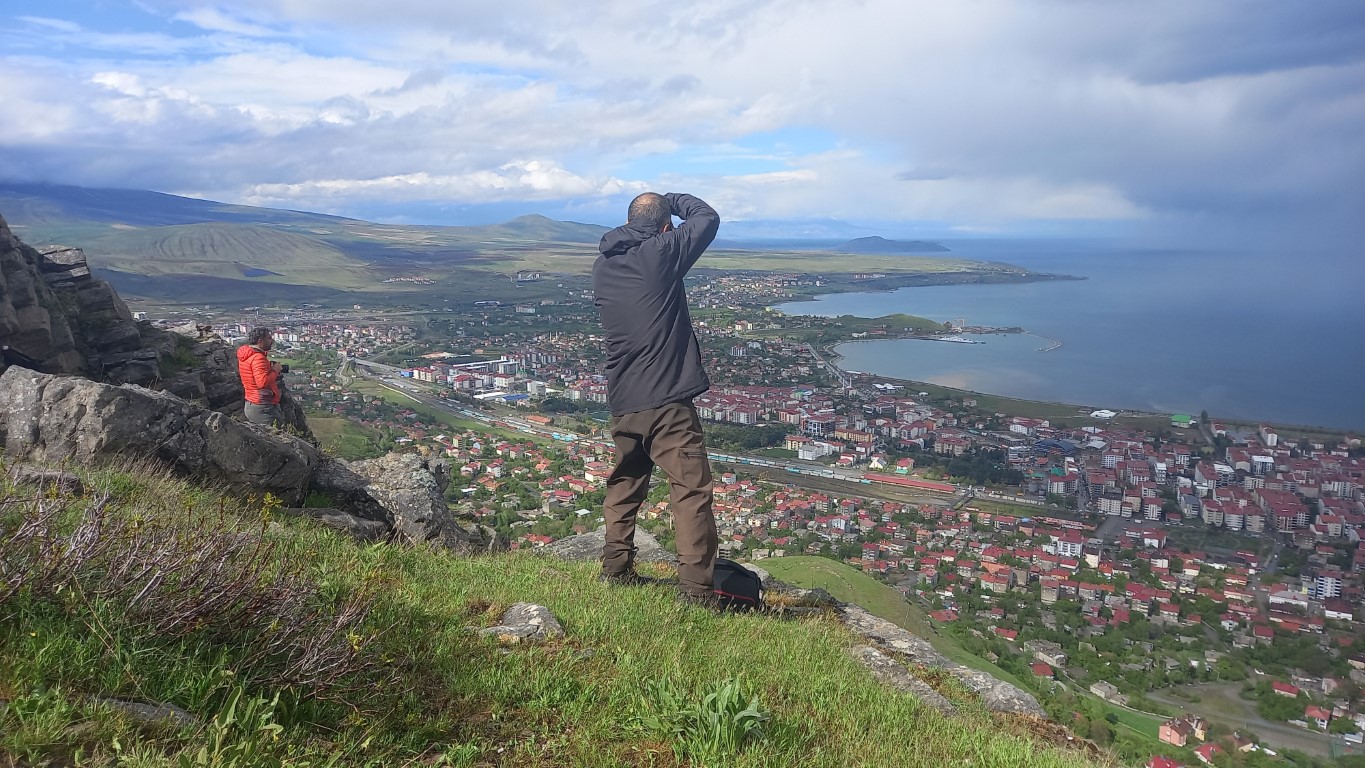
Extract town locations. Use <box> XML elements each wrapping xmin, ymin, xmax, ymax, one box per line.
<box><xmin>147</xmin><ymin>268</ymin><xmax>1365</xmax><ymax>768</ymax></box>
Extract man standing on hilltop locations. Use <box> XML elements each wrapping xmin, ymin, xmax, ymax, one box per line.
<box><xmin>593</xmin><ymin>192</ymin><xmax>721</xmax><ymax>604</ymax></box>
<box><xmin>237</xmin><ymin>327</ymin><xmax>286</xmax><ymax>427</ymax></box>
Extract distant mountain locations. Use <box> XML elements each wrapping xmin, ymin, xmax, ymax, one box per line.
<box><xmin>835</xmin><ymin>236</ymin><xmax>950</xmax><ymax>254</ymax></box>
<box><xmin>461</xmin><ymin>214</ymin><xmax>608</xmax><ymax>244</ymax></box>
<box><xmin>0</xmin><ymin>181</ymin><xmax>357</xmax><ymax>229</ymax></box>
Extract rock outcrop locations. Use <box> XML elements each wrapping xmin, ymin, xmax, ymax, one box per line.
<box><xmin>837</xmin><ymin>604</ymin><xmax>1046</xmax><ymax>717</ymax></box>
<box><xmin>145</xmin><ymin>331</ymin><xmax>310</xmax><ymax>436</ymax></box>
<box><xmin>0</xmin><ymin>367</ymin><xmax>318</xmax><ymax>505</ymax></box>
<box><xmin>0</xmin><ymin>214</ymin><xmax>157</xmax><ymax>385</ymax></box>
<box><xmin>0</xmin><ymin>367</ymin><xmax>498</xmax><ymax>554</ymax></box>
<box><xmin>543</xmin><ymin>527</ymin><xmax>674</xmax><ymax>564</ymax></box>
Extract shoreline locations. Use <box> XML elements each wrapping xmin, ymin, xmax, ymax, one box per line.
<box><xmin>818</xmin><ymin>344</ymin><xmax>1357</xmax><ymax>438</ymax></box>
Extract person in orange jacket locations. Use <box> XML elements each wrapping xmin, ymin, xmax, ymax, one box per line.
<box><xmin>237</xmin><ymin>327</ymin><xmax>285</xmax><ymax>426</ymax></box>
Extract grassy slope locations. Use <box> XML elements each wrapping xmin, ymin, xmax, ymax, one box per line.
<box><xmin>757</xmin><ymin>556</ymin><xmax>1031</xmax><ymax>691</ymax></box>
<box><xmin>78</xmin><ymin>223</ymin><xmax>375</xmax><ymax>289</ymax></box>
<box><xmin>756</xmin><ymin>559</ymin><xmax>1176</xmax><ymax>757</ymax></box>
<box><xmin>0</xmin><ymin>463</ymin><xmax>1104</xmax><ymax>768</ymax></box>
<box><xmin>306</xmin><ymin>415</ymin><xmax>386</xmax><ymax>461</ymax></box>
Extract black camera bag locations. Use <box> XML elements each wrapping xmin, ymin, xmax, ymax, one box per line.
<box><xmin>712</xmin><ymin>558</ymin><xmax>763</xmax><ymax>611</ymax></box>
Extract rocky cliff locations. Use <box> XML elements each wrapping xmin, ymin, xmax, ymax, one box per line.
<box><xmin>0</xmin><ymin>212</ymin><xmax>497</xmax><ymax>553</ymax></box>
<box><xmin>0</xmin><ymin>214</ymin><xmax>157</xmax><ymax>384</ymax></box>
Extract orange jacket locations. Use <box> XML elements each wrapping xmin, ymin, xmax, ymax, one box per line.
<box><xmin>237</xmin><ymin>345</ymin><xmax>281</xmax><ymax>405</ymax></box>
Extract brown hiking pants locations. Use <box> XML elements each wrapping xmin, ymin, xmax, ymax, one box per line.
<box><xmin>601</xmin><ymin>400</ymin><xmax>717</xmax><ymax>596</ymax></box>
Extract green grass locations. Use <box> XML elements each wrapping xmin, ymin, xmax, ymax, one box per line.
<box><xmin>1104</xmin><ymin>705</ymin><xmax>1163</xmax><ymax>739</ymax></box>
<box><xmin>757</xmin><ymin>556</ymin><xmax>1031</xmax><ymax>691</ymax></box>
<box><xmin>0</xmin><ymin>464</ymin><xmax>1103</xmax><ymax>768</ymax></box>
<box><xmin>752</xmin><ymin>447</ymin><xmax>798</xmax><ymax>460</ymax></box>
<box><xmin>306</xmin><ymin>415</ymin><xmax>386</xmax><ymax>460</ymax></box>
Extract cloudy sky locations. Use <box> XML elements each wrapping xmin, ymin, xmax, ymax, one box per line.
<box><xmin>1</xmin><ymin>1</ymin><xmax>1362</xmax><ymax>243</ymax></box>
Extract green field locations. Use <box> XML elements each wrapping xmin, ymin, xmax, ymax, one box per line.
<box><xmin>1104</xmin><ymin>704</ymin><xmax>1164</xmax><ymax>739</ymax></box>
<box><xmin>757</xmin><ymin>556</ymin><xmax>1030</xmax><ymax>691</ymax></box>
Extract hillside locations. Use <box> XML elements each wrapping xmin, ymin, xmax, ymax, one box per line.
<box><xmin>759</xmin><ymin>557</ymin><xmax>1029</xmax><ymax>688</ymax></box>
<box><xmin>0</xmin><ymin>182</ymin><xmax>1052</xmax><ymax>306</ymax></box>
<box><xmin>0</xmin><ymin>462</ymin><xmax>1101</xmax><ymax>768</ymax></box>
<box><xmin>76</xmin><ymin>222</ymin><xmax>374</xmax><ymax>288</ymax></box>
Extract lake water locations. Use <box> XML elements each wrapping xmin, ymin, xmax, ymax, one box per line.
<box><xmin>774</xmin><ymin>241</ymin><xmax>1365</xmax><ymax>431</ymax></box>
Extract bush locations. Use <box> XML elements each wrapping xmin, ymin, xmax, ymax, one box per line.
<box><xmin>0</xmin><ymin>474</ymin><xmax>384</xmax><ymax>698</ymax></box>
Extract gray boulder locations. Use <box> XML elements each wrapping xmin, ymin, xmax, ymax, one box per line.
<box><xmin>543</xmin><ymin>527</ymin><xmax>674</xmax><ymax>564</ymax></box>
<box><xmin>0</xmin><ymin>367</ymin><xmax>318</xmax><ymax>506</ymax></box>
<box><xmin>95</xmin><ymin>698</ymin><xmax>197</xmax><ymax>729</ymax></box>
<box><xmin>346</xmin><ymin>452</ymin><xmax>484</xmax><ymax>553</ymax></box>
<box><xmin>6</xmin><ymin>463</ymin><xmax>84</xmax><ymax>495</ymax></box>
<box><xmin>0</xmin><ymin>368</ymin><xmax>499</xmax><ymax>555</ymax></box>
<box><xmin>278</xmin><ymin>507</ymin><xmax>389</xmax><ymax>543</ymax></box>
<box><xmin>473</xmin><ymin>603</ymin><xmax>564</xmax><ymax>644</ymax></box>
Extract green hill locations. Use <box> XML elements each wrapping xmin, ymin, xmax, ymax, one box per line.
<box><xmin>77</xmin><ymin>222</ymin><xmax>375</xmax><ymax>288</ymax></box>
<box><xmin>0</xmin><ymin>462</ymin><xmax>1098</xmax><ymax>768</ymax></box>
<box><xmin>464</xmin><ymin>214</ymin><xmax>608</xmax><ymax>244</ymax></box>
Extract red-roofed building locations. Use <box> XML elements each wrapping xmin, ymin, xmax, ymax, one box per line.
<box><xmin>1159</xmin><ymin>715</ymin><xmax>1208</xmax><ymax>747</ymax></box>
<box><xmin>1147</xmin><ymin>757</ymin><xmax>1184</xmax><ymax>768</ymax></box>
<box><xmin>1305</xmin><ymin>705</ymin><xmax>1333</xmax><ymax>729</ymax></box>
<box><xmin>1193</xmin><ymin>743</ymin><xmax>1222</xmax><ymax>765</ymax></box>
<box><xmin>1031</xmin><ymin>662</ymin><xmax>1054</xmax><ymax>678</ymax></box>
<box><xmin>1271</xmin><ymin>681</ymin><xmax>1300</xmax><ymax>697</ymax></box>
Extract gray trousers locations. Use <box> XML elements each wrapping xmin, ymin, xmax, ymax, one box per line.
<box><xmin>243</xmin><ymin>402</ymin><xmax>284</xmax><ymax>427</ymax></box>
<box><xmin>601</xmin><ymin>400</ymin><xmax>717</xmax><ymax>595</ymax></box>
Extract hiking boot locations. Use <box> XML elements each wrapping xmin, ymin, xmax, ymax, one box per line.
<box><xmin>676</xmin><ymin>590</ymin><xmax>724</xmax><ymax>612</ymax></box>
<box><xmin>599</xmin><ymin>569</ymin><xmax>666</xmax><ymax>587</ymax></box>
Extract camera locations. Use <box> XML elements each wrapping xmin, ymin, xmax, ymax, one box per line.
<box><xmin>279</xmin><ymin>363</ymin><xmax>290</xmax><ymax>374</ymax></box>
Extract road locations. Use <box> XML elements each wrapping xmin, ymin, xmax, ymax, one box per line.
<box><xmin>1147</xmin><ymin>682</ymin><xmax>1340</xmax><ymax>757</ymax></box>
<box><xmin>805</xmin><ymin>343</ymin><xmax>851</xmax><ymax>388</ymax></box>
<box><xmin>349</xmin><ymin>361</ymin><xmax>976</xmax><ymax>508</ymax></box>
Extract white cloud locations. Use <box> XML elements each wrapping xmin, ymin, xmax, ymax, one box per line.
<box><xmin>1</xmin><ymin>0</ymin><xmax>1360</xmax><ymax>240</ymax></box>
<box><xmin>238</xmin><ymin>160</ymin><xmax>645</xmax><ymax>209</ymax></box>
<box><xmin>172</xmin><ymin>8</ymin><xmax>283</xmax><ymax>37</ymax></box>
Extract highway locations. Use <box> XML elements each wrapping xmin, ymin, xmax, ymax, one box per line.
<box><xmin>348</xmin><ymin>360</ymin><xmax>975</xmax><ymax>507</ymax></box>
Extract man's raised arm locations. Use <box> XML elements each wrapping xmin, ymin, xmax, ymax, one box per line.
<box><xmin>665</xmin><ymin>193</ymin><xmax>720</xmax><ymax>276</ymax></box>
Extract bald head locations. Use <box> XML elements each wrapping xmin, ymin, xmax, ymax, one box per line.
<box><xmin>627</xmin><ymin>192</ymin><xmax>672</xmax><ymax>232</ymax></box>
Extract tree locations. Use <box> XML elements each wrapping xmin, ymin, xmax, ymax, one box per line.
<box><xmin>1087</xmin><ymin>718</ymin><xmax>1115</xmax><ymax>745</ymax></box>
<box><xmin>1329</xmin><ymin>717</ymin><xmax>1361</xmax><ymax>736</ymax></box>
